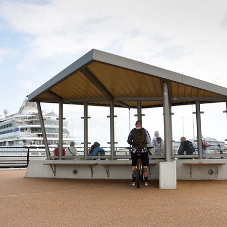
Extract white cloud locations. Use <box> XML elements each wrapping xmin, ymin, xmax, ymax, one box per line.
<box><xmin>0</xmin><ymin>0</ymin><xmax>226</xmax><ymax>80</ymax></box>
<box><xmin>0</xmin><ymin>0</ymin><xmax>225</xmax><ymax>58</ymax></box>
<box><xmin>18</xmin><ymin>79</ymin><xmax>33</xmax><ymax>89</ymax></box>
<box><xmin>0</xmin><ymin>48</ymin><xmax>11</xmax><ymax>63</ymax></box>
<box><xmin>220</xmin><ymin>11</ymin><xmax>227</xmax><ymax>27</ymax></box>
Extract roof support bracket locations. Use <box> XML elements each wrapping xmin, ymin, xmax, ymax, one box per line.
<box><xmin>80</xmin><ymin>67</ymin><xmax>113</xmax><ymax>100</ymax></box>
<box><xmin>46</xmin><ymin>90</ymin><xmax>63</xmax><ymax>102</ymax></box>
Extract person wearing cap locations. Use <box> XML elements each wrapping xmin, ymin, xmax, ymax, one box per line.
<box><xmin>65</xmin><ymin>141</ymin><xmax>78</xmax><ymax>158</ymax></box>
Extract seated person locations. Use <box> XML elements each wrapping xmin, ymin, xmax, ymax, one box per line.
<box><xmin>88</xmin><ymin>142</ymin><xmax>105</xmax><ymax>156</ymax></box>
<box><xmin>53</xmin><ymin>144</ymin><xmax>66</xmax><ymax>159</ymax></box>
<box><xmin>202</xmin><ymin>141</ymin><xmax>210</xmax><ymax>158</ymax></box>
<box><xmin>149</xmin><ymin>136</ymin><xmax>163</xmax><ymax>155</ymax></box>
<box><xmin>152</xmin><ymin>131</ymin><xmax>161</xmax><ymax>153</ymax></box>
<box><xmin>156</xmin><ymin>137</ymin><xmax>163</xmax><ymax>153</ymax></box>
<box><xmin>65</xmin><ymin>141</ymin><xmax>78</xmax><ymax>158</ymax></box>
<box><xmin>178</xmin><ymin>137</ymin><xmax>195</xmax><ymax>155</ymax></box>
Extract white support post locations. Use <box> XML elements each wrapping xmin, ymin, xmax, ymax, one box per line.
<box><xmin>196</xmin><ymin>101</ymin><xmax>203</xmax><ymax>159</ymax></box>
<box><xmin>163</xmin><ymin>82</ymin><xmax>171</xmax><ymax>162</ymax></box>
<box><xmin>137</xmin><ymin>101</ymin><xmax>142</xmax><ymax>121</ymax></box>
<box><xmin>160</xmin><ymin>82</ymin><xmax>176</xmax><ymax>189</ymax></box>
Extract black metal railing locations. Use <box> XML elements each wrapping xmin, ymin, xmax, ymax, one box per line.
<box><xmin>0</xmin><ymin>146</ymin><xmax>48</xmax><ymax>168</ymax></box>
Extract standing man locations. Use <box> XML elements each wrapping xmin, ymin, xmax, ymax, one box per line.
<box><xmin>127</xmin><ymin>120</ymin><xmax>151</xmax><ymax>186</ymax></box>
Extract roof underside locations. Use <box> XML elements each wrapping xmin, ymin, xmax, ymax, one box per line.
<box><xmin>28</xmin><ymin>50</ymin><xmax>227</xmax><ymax>108</ymax></box>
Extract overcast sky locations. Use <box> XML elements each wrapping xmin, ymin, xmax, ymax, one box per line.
<box><xmin>0</xmin><ymin>0</ymin><xmax>227</xmax><ymax>146</ymax></box>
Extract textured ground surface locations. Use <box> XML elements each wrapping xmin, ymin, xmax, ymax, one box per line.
<box><xmin>0</xmin><ymin>169</ymin><xmax>227</xmax><ymax>227</ymax></box>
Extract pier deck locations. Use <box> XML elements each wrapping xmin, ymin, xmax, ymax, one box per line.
<box><xmin>1</xmin><ymin>169</ymin><xmax>227</xmax><ymax>227</ymax></box>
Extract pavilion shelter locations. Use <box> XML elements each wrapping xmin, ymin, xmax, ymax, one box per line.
<box><xmin>27</xmin><ymin>49</ymin><xmax>227</xmax><ymax>187</ymax></box>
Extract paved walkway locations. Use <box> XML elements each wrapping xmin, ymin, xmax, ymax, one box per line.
<box><xmin>0</xmin><ymin>169</ymin><xmax>227</xmax><ymax>227</ymax></box>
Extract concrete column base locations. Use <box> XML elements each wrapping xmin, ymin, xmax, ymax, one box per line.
<box><xmin>159</xmin><ymin>161</ymin><xmax>177</xmax><ymax>189</ymax></box>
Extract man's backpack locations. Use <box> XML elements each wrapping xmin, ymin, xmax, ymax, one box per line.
<box><xmin>132</xmin><ymin>128</ymin><xmax>146</xmax><ymax>149</ymax></box>
<box><xmin>184</xmin><ymin>140</ymin><xmax>195</xmax><ymax>154</ymax></box>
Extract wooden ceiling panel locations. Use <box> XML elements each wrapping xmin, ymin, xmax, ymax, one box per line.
<box><xmin>50</xmin><ymin>71</ymin><xmax>104</xmax><ymax>98</ymax></box>
<box><xmin>191</xmin><ymin>87</ymin><xmax>199</xmax><ymax>97</ymax></box>
<box><xmin>36</xmin><ymin>93</ymin><xmax>52</xmax><ymax>99</ymax></box>
<box><xmin>142</xmin><ymin>100</ymin><xmax>163</xmax><ymax>107</ymax></box>
<box><xmin>184</xmin><ymin>85</ymin><xmax>192</xmax><ymax>97</ymax></box>
<box><xmin>170</xmin><ymin>81</ymin><xmax>178</xmax><ymax>97</ymax></box>
<box><xmin>88</xmin><ymin>62</ymin><xmax>162</xmax><ymax>98</ymax></box>
<box><xmin>31</xmin><ymin>59</ymin><xmax>227</xmax><ymax>108</ymax></box>
<box><xmin>178</xmin><ymin>84</ymin><xmax>186</xmax><ymax>97</ymax></box>
<box><xmin>197</xmin><ymin>89</ymin><xmax>206</xmax><ymax>97</ymax></box>
<box><xmin>123</xmin><ymin>101</ymin><xmax>138</xmax><ymax>108</ymax></box>
<box><xmin>150</xmin><ymin>77</ymin><xmax>162</xmax><ymax>97</ymax></box>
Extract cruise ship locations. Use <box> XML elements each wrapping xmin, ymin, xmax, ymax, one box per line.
<box><xmin>0</xmin><ymin>97</ymin><xmax>77</xmax><ymax>155</ymax></box>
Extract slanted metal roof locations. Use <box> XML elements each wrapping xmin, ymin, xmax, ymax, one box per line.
<box><xmin>28</xmin><ymin>49</ymin><xmax>227</xmax><ymax>108</ymax></box>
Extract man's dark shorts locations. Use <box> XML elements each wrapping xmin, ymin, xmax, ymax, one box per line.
<box><xmin>131</xmin><ymin>152</ymin><xmax>149</xmax><ymax>166</ymax></box>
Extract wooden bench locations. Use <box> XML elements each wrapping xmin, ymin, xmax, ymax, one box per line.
<box><xmin>43</xmin><ymin>162</ymin><xmax>98</xmax><ymax>177</ymax></box>
<box><xmin>97</xmin><ymin>163</ymin><xmax>156</xmax><ymax>177</ymax></box>
<box><xmin>183</xmin><ymin>162</ymin><xmax>226</xmax><ymax>178</ymax></box>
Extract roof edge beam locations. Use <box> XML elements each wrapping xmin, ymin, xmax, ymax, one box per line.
<box><xmin>80</xmin><ymin>67</ymin><xmax>113</xmax><ymax>100</ymax></box>
<box><xmin>115</xmin><ymin>96</ymin><xmax>227</xmax><ymax>102</ymax></box>
<box><xmin>31</xmin><ymin>96</ymin><xmax>227</xmax><ymax>104</ymax></box>
<box><xmin>172</xmin><ymin>96</ymin><xmax>227</xmax><ymax>102</ymax></box>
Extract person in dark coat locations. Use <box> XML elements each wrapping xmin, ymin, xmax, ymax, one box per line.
<box><xmin>178</xmin><ymin>137</ymin><xmax>195</xmax><ymax>155</ymax></box>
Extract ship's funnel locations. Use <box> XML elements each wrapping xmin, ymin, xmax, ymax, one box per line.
<box><xmin>4</xmin><ymin>109</ymin><xmax>9</xmax><ymax>117</ymax></box>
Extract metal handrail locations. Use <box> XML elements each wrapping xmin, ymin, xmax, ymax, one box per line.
<box><xmin>1</xmin><ymin>146</ymin><xmax>226</xmax><ymax>168</ymax></box>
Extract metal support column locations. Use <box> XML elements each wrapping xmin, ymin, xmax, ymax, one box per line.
<box><xmin>137</xmin><ymin>101</ymin><xmax>142</xmax><ymax>121</ymax></box>
<box><xmin>223</xmin><ymin>102</ymin><xmax>227</xmax><ymax>143</ymax></box>
<box><xmin>163</xmin><ymin>82</ymin><xmax>171</xmax><ymax>162</ymax></box>
<box><xmin>196</xmin><ymin>101</ymin><xmax>203</xmax><ymax>159</ymax></box>
<box><xmin>59</xmin><ymin>101</ymin><xmax>63</xmax><ymax>160</ymax></box>
<box><xmin>84</xmin><ymin>101</ymin><xmax>88</xmax><ymax>160</ymax></box>
<box><xmin>36</xmin><ymin>102</ymin><xmax>50</xmax><ymax>159</ymax></box>
<box><xmin>110</xmin><ymin>100</ymin><xmax>115</xmax><ymax>160</ymax></box>
<box><xmin>169</xmin><ymin>100</ymin><xmax>173</xmax><ymax>156</ymax></box>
